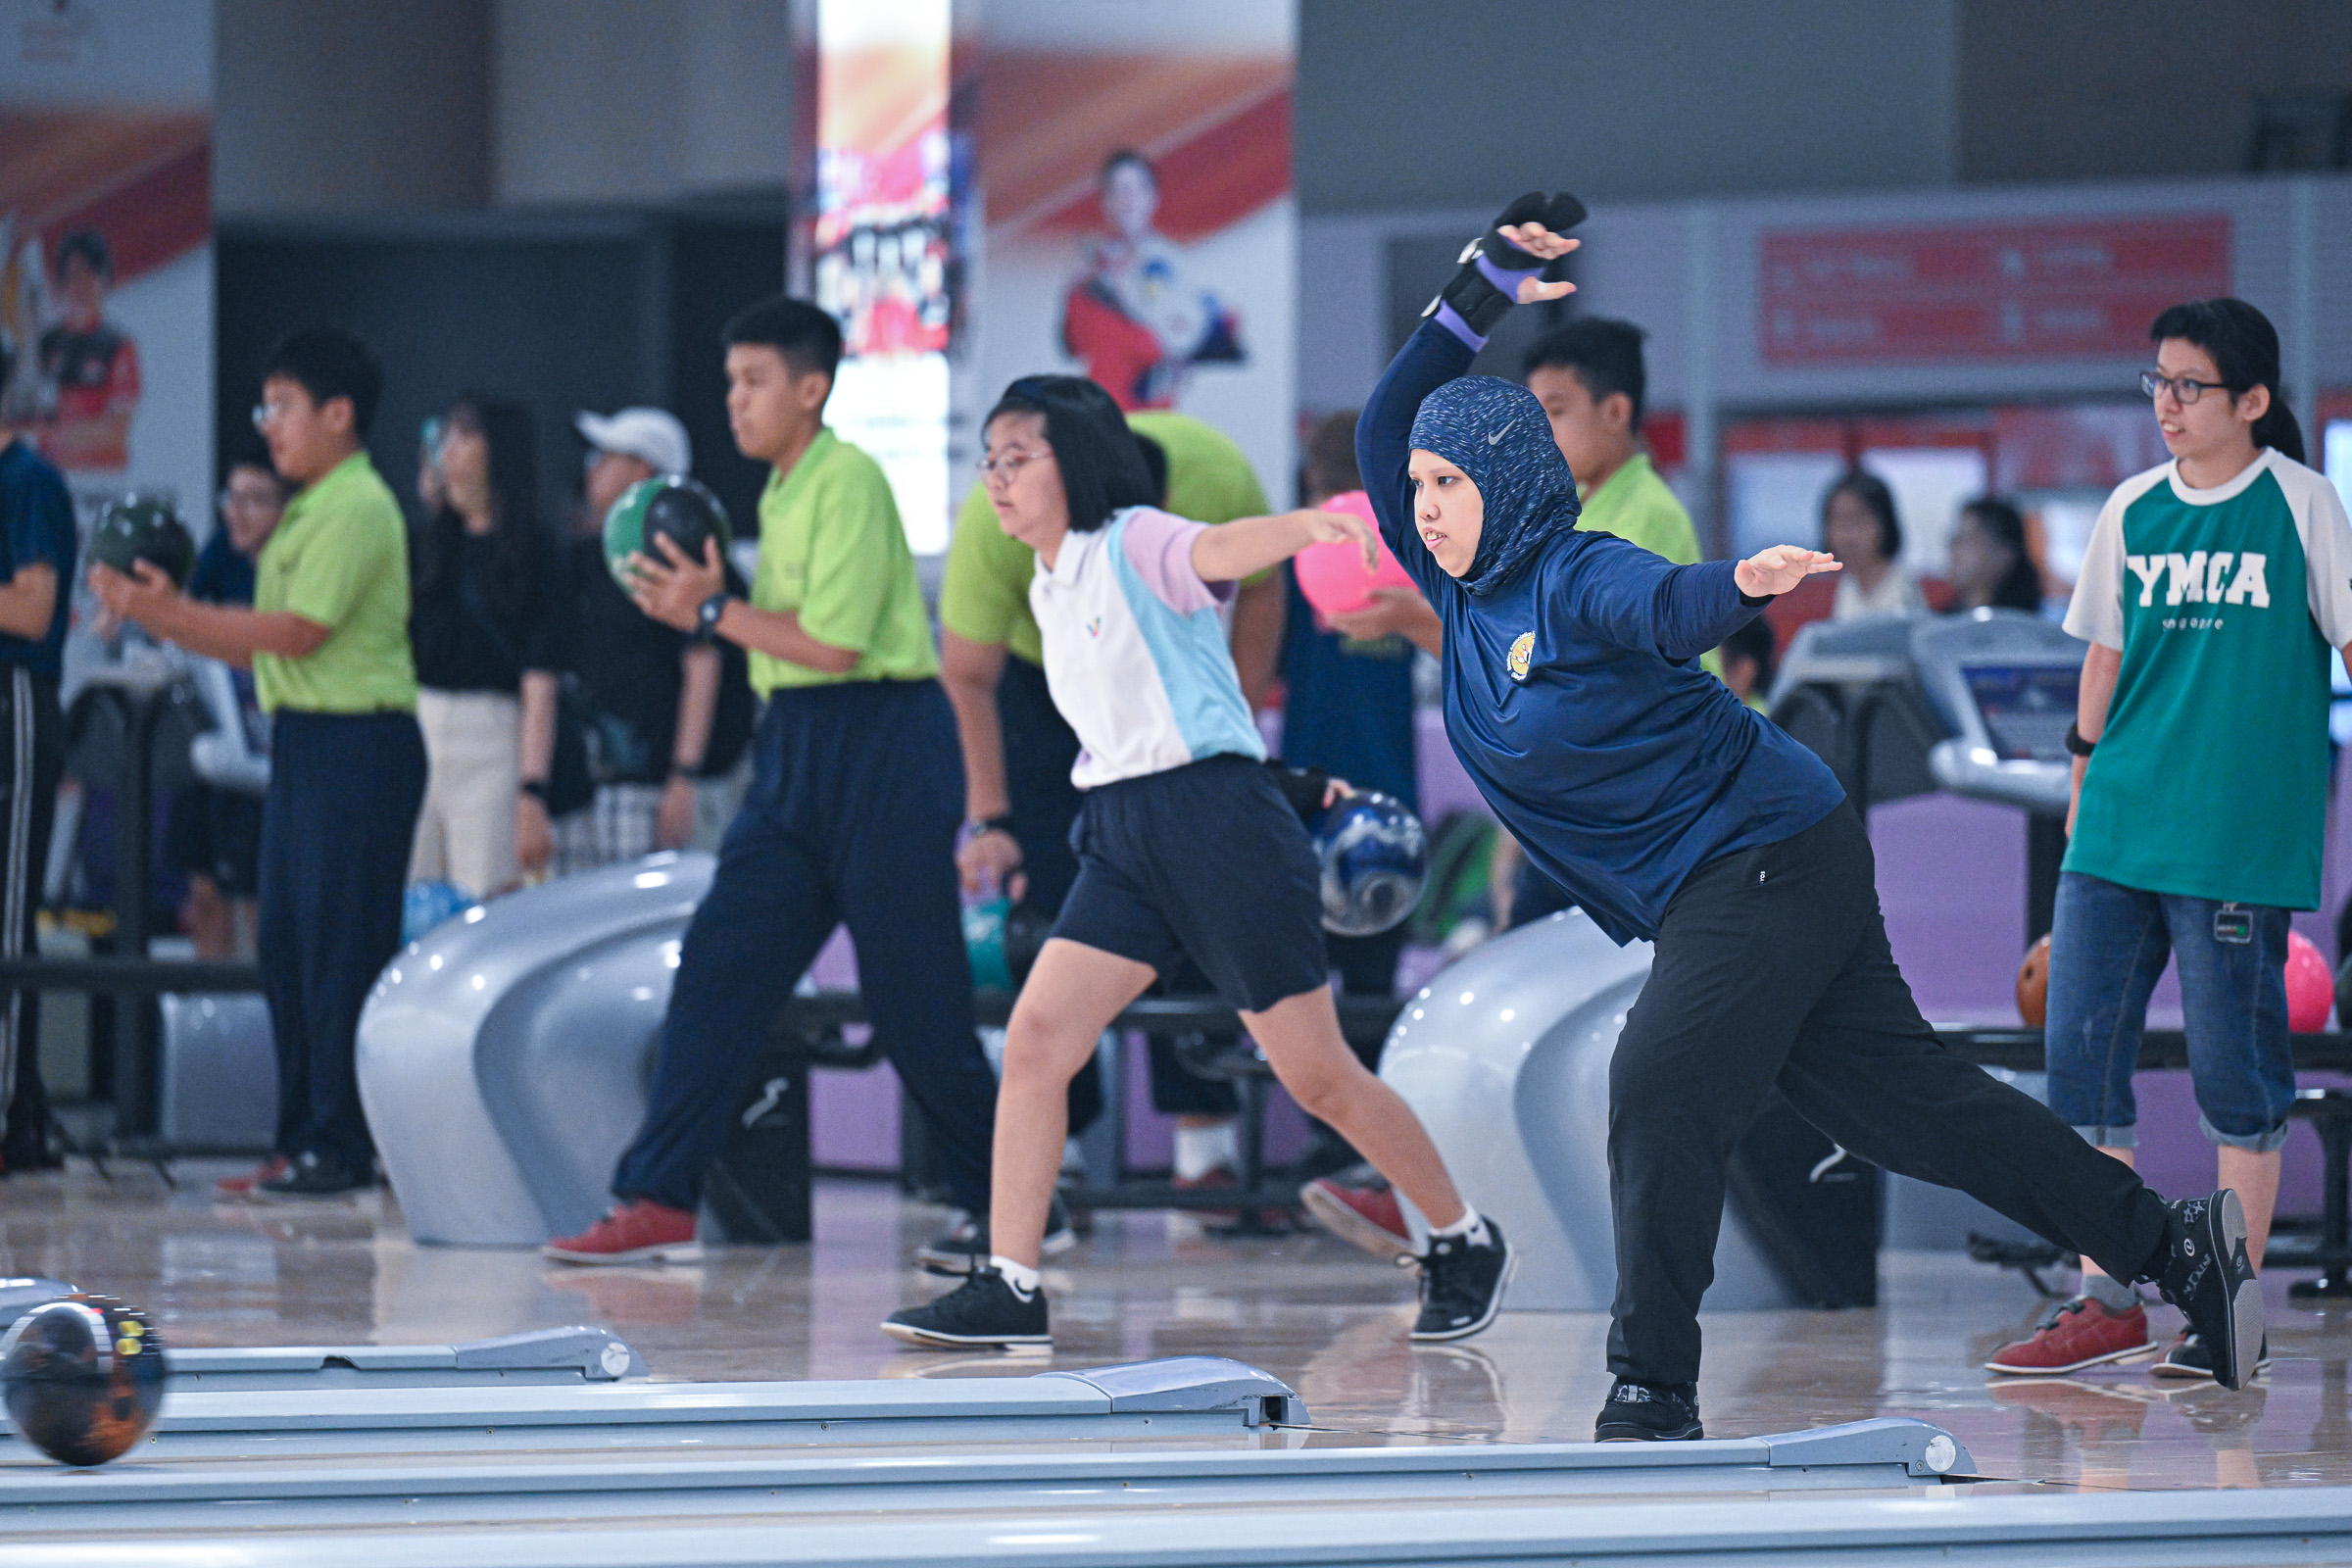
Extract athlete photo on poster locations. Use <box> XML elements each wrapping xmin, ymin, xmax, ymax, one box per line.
<box><xmin>1060</xmin><ymin>149</ymin><xmax>1246</xmax><ymax>412</ymax></box>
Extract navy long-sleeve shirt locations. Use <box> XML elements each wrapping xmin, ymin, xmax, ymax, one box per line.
<box><xmin>1357</xmin><ymin>321</ymin><xmax>1844</xmax><ymax>944</ymax></box>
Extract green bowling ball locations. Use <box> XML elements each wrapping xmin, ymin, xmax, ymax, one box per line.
<box><xmin>604</xmin><ymin>475</ymin><xmax>729</xmax><ymax>589</ymax></box>
<box><xmin>88</xmin><ymin>497</ymin><xmax>195</xmax><ymax>588</ymax></box>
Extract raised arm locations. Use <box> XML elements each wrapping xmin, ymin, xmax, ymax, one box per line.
<box><xmin>1355</xmin><ymin>193</ymin><xmax>1585</xmax><ymax>591</ymax></box>
<box><xmin>1189</xmin><ymin>508</ymin><xmax>1375</xmax><ymax>584</ymax></box>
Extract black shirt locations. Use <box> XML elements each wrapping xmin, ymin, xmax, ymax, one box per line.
<box><xmin>410</xmin><ymin>525</ymin><xmax>560</xmax><ymax>694</ymax></box>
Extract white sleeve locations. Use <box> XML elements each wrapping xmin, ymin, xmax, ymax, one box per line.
<box><xmin>2062</xmin><ymin>488</ymin><xmax>2131</xmax><ymax>650</ymax></box>
<box><xmin>2288</xmin><ymin>461</ymin><xmax>2352</xmax><ymax>649</ymax></box>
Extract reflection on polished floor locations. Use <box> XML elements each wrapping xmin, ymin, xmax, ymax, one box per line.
<box><xmin>3</xmin><ymin>1167</ymin><xmax>2344</xmax><ymax>1494</ymax></box>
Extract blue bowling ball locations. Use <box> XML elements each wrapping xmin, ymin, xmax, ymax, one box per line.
<box><xmin>1312</xmin><ymin>791</ymin><xmax>1428</xmax><ymax>937</ymax></box>
<box><xmin>403</xmin><ymin>880</ymin><xmax>479</xmax><ymax>945</ymax></box>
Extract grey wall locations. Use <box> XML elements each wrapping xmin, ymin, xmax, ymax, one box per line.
<box><xmin>214</xmin><ymin>0</ymin><xmax>492</xmax><ymax>215</ymax></box>
<box><xmin>1958</xmin><ymin>0</ymin><xmax>2352</xmax><ymax>183</ymax></box>
<box><xmin>1294</xmin><ymin>0</ymin><xmax>1959</xmax><ymax>213</ymax></box>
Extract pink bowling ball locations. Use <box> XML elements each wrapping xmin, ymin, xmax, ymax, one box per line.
<box><xmin>2286</xmin><ymin>930</ymin><xmax>2333</xmax><ymax>1032</ymax></box>
<box><xmin>1294</xmin><ymin>491</ymin><xmax>1417</xmax><ymax>618</ymax></box>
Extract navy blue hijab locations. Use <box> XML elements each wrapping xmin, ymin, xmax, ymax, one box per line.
<box><xmin>1407</xmin><ymin>374</ymin><xmax>1583</xmax><ymax>596</ymax></box>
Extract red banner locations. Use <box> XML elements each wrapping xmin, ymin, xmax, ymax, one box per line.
<box><xmin>1760</xmin><ymin>215</ymin><xmax>2231</xmax><ymax>366</ymax></box>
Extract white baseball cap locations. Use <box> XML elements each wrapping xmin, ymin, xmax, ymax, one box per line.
<box><xmin>574</xmin><ymin>408</ymin><xmax>691</xmax><ymax>476</ymax></box>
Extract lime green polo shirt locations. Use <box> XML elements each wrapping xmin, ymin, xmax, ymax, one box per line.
<box><xmin>1576</xmin><ymin>451</ymin><xmax>1700</xmax><ymax>565</ymax></box>
<box><xmin>751</xmin><ymin>427</ymin><xmax>939</xmax><ymax>695</ymax></box>
<box><xmin>253</xmin><ymin>452</ymin><xmax>417</xmax><ymax>714</ymax></box>
<box><xmin>940</xmin><ymin>411</ymin><xmax>1270</xmax><ymax>666</ymax></box>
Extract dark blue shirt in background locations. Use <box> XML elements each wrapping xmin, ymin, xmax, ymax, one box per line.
<box><xmin>186</xmin><ymin>526</ymin><xmax>258</xmax><ymax>607</ymax></box>
<box><xmin>0</xmin><ymin>438</ymin><xmax>77</xmax><ymax>682</ymax></box>
<box><xmin>1356</xmin><ymin>321</ymin><xmax>1843</xmax><ymax>945</ymax></box>
<box><xmin>1276</xmin><ymin>567</ymin><xmax>1418</xmax><ymax>811</ymax></box>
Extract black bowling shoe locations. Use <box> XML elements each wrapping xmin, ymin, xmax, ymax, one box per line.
<box><xmin>913</xmin><ymin>1196</ymin><xmax>1077</xmax><ymax>1276</ymax></box>
<box><xmin>1595</xmin><ymin>1379</ymin><xmax>1704</xmax><ymax>1442</ymax></box>
<box><xmin>1410</xmin><ymin>1217</ymin><xmax>1512</xmax><ymax>1341</ymax></box>
<box><xmin>2149</xmin><ymin>1191</ymin><xmax>2263</xmax><ymax>1391</ymax></box>
<box><xmin>881</xmin><ymin>1267</ymin><xmax>1052</xmax><ymax>1348</ymax></box>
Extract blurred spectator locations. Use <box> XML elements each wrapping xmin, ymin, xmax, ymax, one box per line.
<box><xmin>0</xmin><ymin>420</ymin><xmax>74</xmax><ymax>1171</ymax></box>
<box><xmin>407</xmin><ymin>395</ymin><xmax>559</xmax><ymax>900</ymax></box>
<box><xmin>541</xmin><ymin>407</ymin><xmax>753</xmax><ymax>875</ymax></box>
<box><xmin>164</xmin><ymin>440</ymin><xmax>287</xmax><ymax>959</ymax></box>
<box><xmin>1947</xmin><ymin>497</ymin><xmax>2045</xmax><ymax>614</ymax></box>
<box><xmin>1718</xmin><ymin>614</ymin><xmax>1777</xmax><ymax>711</ymax></box>
<box><xmin>1823</xmin><ymin>468</ymin><xmax>1924</xmax><ymax>618</ymax></box>
<box><xmin>1525</xmin><ymin>318</ymin><xmax>1700</xmax><ymax>564</ymax></box>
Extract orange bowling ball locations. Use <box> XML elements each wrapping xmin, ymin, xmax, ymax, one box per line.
<box><xmin>2017</xmin><ymin>934</ymin><xmax>2051</xmax><ymax>1028</ymax></box>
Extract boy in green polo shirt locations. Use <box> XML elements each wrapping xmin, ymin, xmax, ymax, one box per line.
<box><xmin>544</xmin><ymin>296</ymin><xmax>1000</xmax><ymax>1264</ymax></box>
<box><xmin>91</xmin><ymin>325</ymin><xmax>424</xmax><ymax>1200</ymax></box>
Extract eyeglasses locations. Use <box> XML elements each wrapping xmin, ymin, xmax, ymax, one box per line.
<box><xmin>2140</xmin><ymin>369</ymin><xmax>2230</xmax><ymax>405</ymax></box>
<box><xmin>219</xmin><ymin>486</ymin><xmax>280</xmax><ymax>514</ymax></box>
<box><xmin>978</xmin><ymin>448</ymin><xmax>1053</xmax><ymax>481</ymax></box>
<box><xmin>250</xmin><ymin>400</ymin><xmax>292</xmax><ymax>431</ymax></box>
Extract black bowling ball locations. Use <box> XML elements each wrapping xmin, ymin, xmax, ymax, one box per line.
<box><xmin>0</xmin><ymin>1296</ymin><xmax>166</xmax><ymax>1466</ymax></box>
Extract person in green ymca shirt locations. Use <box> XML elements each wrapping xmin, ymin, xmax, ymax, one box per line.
<box><xmin>1987</xmin><ymin>298</ymin><xmax>2352</xmax><ymax>1383</ymax></box>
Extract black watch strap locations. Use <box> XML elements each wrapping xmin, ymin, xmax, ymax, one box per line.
<box><xmin>520</xmin><ymin>779</ymin><xmax>550</xmax><ymax>802</ymax></box>
<box><xmin>694</xmin><ymin>592</ymin><xmax>731</xmax><ymax>643</ymax></box>
<box><xmin>2065</xmin><ymin>721</ymin><xmax>2096</xmax><ymax>758</ymax></box>
<box><xmin>968</xmin><ymin>813</ymin><xmax>1016</xmax><ymax>837</ymax></box>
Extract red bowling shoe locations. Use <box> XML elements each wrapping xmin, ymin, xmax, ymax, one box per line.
<box><xmin>543</xmin><ymin>1199</ymin><xmax>702</xmax><ymax>1265</ymax></box>
<box><xmin>1300</xmin><ymin>1172</ymin><xmax>1414</xmax><ymax>1262</ymax></box>
<box><xmin>1983</xmin><ymin>1295</ymin><xmax>2158</xmax><ymax>1375</ymax></box>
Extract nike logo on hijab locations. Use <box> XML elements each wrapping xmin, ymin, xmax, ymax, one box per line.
<box><xmin>1410</xmin><ymin>375</ymin><xmax>1582</xmax><ymax>596</ymax></box>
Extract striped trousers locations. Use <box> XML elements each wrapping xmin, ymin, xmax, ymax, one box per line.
<box><xmin>0</xmin><ymin>666</ymin><xmax>62</xmax><ymax>1170</ymax></box>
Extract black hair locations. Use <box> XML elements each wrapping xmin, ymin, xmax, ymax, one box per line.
<box><xmin>259</xmin><ymin>324</ymin><xmax>384</xmax><ymax>436</ymax></box>
<box><xmin>1133</xmin><ymin>432</ymin><xmax>1169</xmax><ymax>507</ymax></box>
<box><xmin>1302</xmin><ymin>409</ymin><xmax>1362</xmax><ymax>503</ymax></box>
<box><xmin>721</xmin><ymin>294</ymin><xmax>843</xmax><ymax>380</ymax></box>
<box><xmin>416</xmin><ymin>393</ymin><xmax>544</xmax><ymax>623</ymax></box>
<box><xmin>55</xmin><ymin>228</ymin><xmax>112</xmax><ymax>282</ymax></box>
<box><xmin>1101</xmin><ymin>148</ymin><xmax>1156</xmax><ymax>187</ymax></box>
<box><xmin>223</xmin><ymin>435</ymin><xmax>290</xmax><ymax>498</ymax></box>
<box><xmin>984</xmin><ymin>374</ymin><xmax>1157</xmax><ymax>533</ymax></box>
<box><xmin>1523</xmin><ymin>317</ymin><xmax>1648</xmax><ymax>428</ymax></box>
<box><xmin>1721</xmin><ymin>613</ymin><xmax>1776</xmax><ymax>692</ymax></box>
<box><xmin>1956</xmin><ymin>498</ymin><xmax>2043</xmax><ymax>613</ymax></box>
<box><xmin>2148</xmin><ymin>297</ymin><xmax>2305</xmax><ymax>466</ymax></box>
<box><xmin>1822</xmin><ymin>467</ymin><xmax>1901</xmax><ymax>564</ymax></box>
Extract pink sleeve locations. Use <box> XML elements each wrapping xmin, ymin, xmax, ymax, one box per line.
<box><xmin>1118</xmin><ymin>507</ymin><xmax>1235</xmax><ymax>612</ymax></box>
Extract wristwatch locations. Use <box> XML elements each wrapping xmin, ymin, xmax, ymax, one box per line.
<box><xmin>694</xmin><ymin>592</ymin><xmax>731</xmax><ymax>644</ymax></box>
<box><xmin>2064</xmin><ymin>721</ymin><xmax>2096</xmax><ymax>758</ymax></box>
<box><xmin>965</xmin><ymin>813</ymin><xmax>1017</xmax><ymax>838</ymax></box>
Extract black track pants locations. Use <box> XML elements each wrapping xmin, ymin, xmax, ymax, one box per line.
<box><xmin>1605</xmin><ymin>800</ymin><xmax>2172</xmax><ymax>1386</ymax></box>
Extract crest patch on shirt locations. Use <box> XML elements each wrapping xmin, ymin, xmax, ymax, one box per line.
<box><xmin>1507</xmin><ymin>631</ymin><xmax>1534</xmax><ymax>681</ymax></box>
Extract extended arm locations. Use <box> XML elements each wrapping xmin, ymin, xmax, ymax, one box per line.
<box><xmin>0</xmin><ymin>564</ymin><xmax>56</xmax><ymax>642</ymax></box>
<box><xmin>1190</xmin><ymin>508</ymin><xmax>1375</xmax><ymax>584</ymax></box>
<box><xmin>89</xmin><ymin>563</ymin><xmax>327</xmax><ymax>666</ymax></box>
<box><xmin>1567</xmin><ymin>539</ymin><xmax>1835</xmax><ymax>663</ymax></box>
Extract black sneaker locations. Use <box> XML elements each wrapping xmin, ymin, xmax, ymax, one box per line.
<box><xmin>2151</xmin><ymin>1330</ymin><xmax>2271</xmax><ymax>1382</ymax></box>
<box><xmin>1410</xmin><ymin>1217</ymin><xmax>1512</xmax><ymax>1341</ymax></box>
<box><xmin>253</xmin><ymin>1151</ymin><xmax>371</xmax><ymax>1202</ymax></box>
<box><xmin>881</xmin><ymin>1266</ymin><xmax>1051</xmax><ymax>1348</ymax></box>
<box><xmin>1595</xmin><ymin>1378</ymin><xmax>1704</xmax><ymax>1442</ymax></box>
<box><xmin>914</xmin><ymin>1196</ymin><xmax>1077</xmax><ymax>1276</ymax></box>
<box><xmin>2149</xmin><ymin>1191</ymin><xmax>2263</xmax><ymax>1391</ymax></box>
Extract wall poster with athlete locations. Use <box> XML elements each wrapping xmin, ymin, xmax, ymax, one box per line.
<box><xmin>0</xmin><ymin>1</ymin><xmax>212</xmax><ymax>538</ymax></box>
<box><xmin>970</xmin><ymin>0</ymin><xmax>1297</xmax><ymax>513</ymax></box>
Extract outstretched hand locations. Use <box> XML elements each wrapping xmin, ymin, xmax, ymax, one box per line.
<box><xmin>1734</xmin><ymin>546</ymin><xmax>1840</xmax><ymax>599</ymax></box>
<box><xmin>1494</xmin><ymin>224</ymin><xmax>1580</xmax><ymax>303</ymax></box>
<box><xmin>1298</xmin><ymin>506</ymin><xmax>1379</xmax><ymax>572</ymax></box>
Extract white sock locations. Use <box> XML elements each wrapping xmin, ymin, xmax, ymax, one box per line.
<box><xmin>990</xmin><ymin>1255</ymin><xmax>1041</xmax><ymax>1295</ymax></box>
<box><xmin>1173</xmin><ymin>1121</ymin><xmax>1238</xmax><ymax>1182</ymax></box>
<box><xmin>1429</xmin><ymin>1205</ymin><xmax>1490</xmax><ymax>1247</ymax></box>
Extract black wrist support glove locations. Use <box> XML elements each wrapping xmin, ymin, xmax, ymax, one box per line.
<box><xmin>1265</xmin><ymin>761</ymin><xmax>1336</xmax><ymax>821</ymax></box>
<box><xmin>1428</xmin><ymin>190</ymin><xmax>1589</xmax><ymax>340</ymax></box>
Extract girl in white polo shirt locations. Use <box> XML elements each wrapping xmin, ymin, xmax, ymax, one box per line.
<box><xmin>884</xmin><ymin>374</ymin><xmax>1509</xmax><ymax>1349</ymax></box>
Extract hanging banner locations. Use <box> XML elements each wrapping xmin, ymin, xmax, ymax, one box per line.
<box><xmin>970</xmin><ymin>0</ymin><xmax>1296</xmax><ymax>513</ymax></box>
<box><xmin>0</xmin><ymin>0</ymin><xmax>212</xmax><ymax>520</ymax></box>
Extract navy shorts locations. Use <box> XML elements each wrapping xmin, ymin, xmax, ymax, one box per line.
<box><xmin>1054</xmin><ymin>755</ymin><xmax>1329</xmax><ymax>1013</ymax></box>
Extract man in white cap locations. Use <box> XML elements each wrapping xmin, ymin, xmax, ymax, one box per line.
<box><xmin>520</xmin><ymin>408</ymin><xmax>751</xmax><ymax>874</ymax></box>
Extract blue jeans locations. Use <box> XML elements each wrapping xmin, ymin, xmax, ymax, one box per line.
<box><xmin>2044</xmin><ymin>870</ymin><xmax>2295</xmax><ymax>1153</ymax></box>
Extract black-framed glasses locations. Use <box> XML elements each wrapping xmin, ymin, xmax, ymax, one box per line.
<box><xmin>2140</xmin><ymin>369</ymin><xmax>2229</xmax><ymax>405</ymax></box>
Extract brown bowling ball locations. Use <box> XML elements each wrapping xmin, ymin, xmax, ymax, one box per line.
<box><xmin>0</xmin><ymin>1296</ymin><xmax>166</xmax><ymax>1466</ymax></box>
<box><xmin>2017</xmin><ymin>934</ymin><xmax>2051</xmax><ymax>1028</ymax></box>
